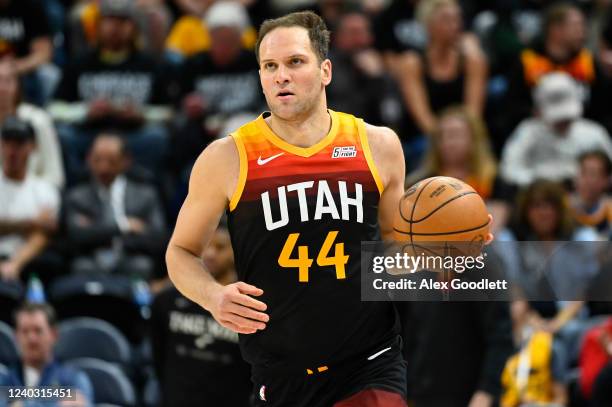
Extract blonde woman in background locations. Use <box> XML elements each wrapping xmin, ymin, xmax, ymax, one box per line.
<box><xmin>396</xmin><ymin>0</ymin><xmax>488</xmax><ymax>137</ymax></box>
<box><xmin>407</xmin><ymin>106</ymin><xmax>513</xmax><ymax>233</ymax></box>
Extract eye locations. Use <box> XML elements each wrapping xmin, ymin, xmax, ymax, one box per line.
<box><xmin>264</xmin><ymin>62</ymin><xmax>276</xmax><ymax>70</ymax></box>
<box><xmin>291</xmin><ymin>58</ymin><xmax>303</xmax><ymax>65</ymax></box>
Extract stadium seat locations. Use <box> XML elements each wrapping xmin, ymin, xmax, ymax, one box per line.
<box><xmin>55</xmin><ymin>318</ymin><xmax>131</xmax><ymax>366</ymax></box>
<box><xmin>143</xmin><ymin>376</ymin><xmax>160</xmax><ymax>407</ymax></box>
<box><xmin>0</xmin><ymin>281</ymin><xmax>23</xmax><ymax>325</ymax></box>
<box><xmin>0</xmin><ymin>321</ymin><xmax>18</xmax><ymax>367</ymax></box>
<box><xmin>66</xmin><ymin>358</ymin><xmax>136</xmax><ymax>406</ymax></box>
<box><xmin>49</xmin><ymin>274</ymin><xmax>147</xmax><ymax>343</ymax></box>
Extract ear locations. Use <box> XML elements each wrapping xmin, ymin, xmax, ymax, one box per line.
<box><xmin>321</xmin><ymin>59</ymin><xmax>332</xmax><ymax>86</ymax></box>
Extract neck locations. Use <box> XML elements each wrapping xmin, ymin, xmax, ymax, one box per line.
<box><xmin>24</xmin><ymin>358</ymin><xmax>49</xmax><ymax>372</ymax></box>
<box><xmin>441</xmin><ymin>163</ymin><xmax>469</xmax><ymax>178</ymax></box>
<box><xmin>579</xmin><ymin>192</ymin><xmax>600</xmax><ymax>208</ymax></box>
<box><xmin>546</xmin><ymin>39</ymin><xmax>569</xmax><ymax>61</ymax></box>
<box><xmin>267</xmin><ymin>106</ymin><xmax>331</xmax><ymax>148</ymax></box>
<box><xmin>429</xmin><ymin>40</ymin><xmax>456</xmax><ymax>57</ymax></box>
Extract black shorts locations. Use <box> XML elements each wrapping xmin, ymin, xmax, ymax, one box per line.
<box><xmin>250</xmin><ymin>336</ymin><xmax>407</xmax><ymax>407</ymax></box>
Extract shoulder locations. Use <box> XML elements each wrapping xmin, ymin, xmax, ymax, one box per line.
<box><xmin>397</xmin><ymin>51</ymin><xmax>423</xmax><ymax>73</ymax></box>
<box><xmin>574</xmin><ymin>119</ymin><xmax>609</xmax><ymax>136</ymax></box>
<box><xmin>363</xmin><ymin>123</ymin><xmax>404</xmax><ymax>185</ymax></box>
<box><xmin>66</xmin><ymin>183</ymin><xmax>94</xmax><ymax>203</ymax></box>
<box><xmin>17</xmin><ymin>103</ymin><xmax>52</xmax><ymax>125</ymax></box>
<box><xmin>190</xmin><ymin>136</ymin><xmax>241</xmax><ymax>199</ymax></box>
<box><xmin>29</xmin><ymin>177</ymin><xmax>58</xmax><ymax>197</ymax></box>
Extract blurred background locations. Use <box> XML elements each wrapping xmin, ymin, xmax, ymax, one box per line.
<box><xmin>0</xmin><ymin>0</ymin><xmax>611</xmax><ymax>406</ymax></box>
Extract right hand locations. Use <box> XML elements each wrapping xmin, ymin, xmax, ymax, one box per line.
<box><xmin>87</xmin><ymin>99</ymin><xmax>114</xmax><ymax>120</ymax></box>
<box><xmin>206</xmin><ymin>281</ymin><xmax>269</xmax><ymax>334</ymax></box>
<box><xmin>127</xmin><ymin>217</ymin><xmax>146</xmax><ymax>234</ymax></box>
<box><xmin>182</xmin><ymin>93</ymin><xmax>207</xmax><ymax>119</ymax></box>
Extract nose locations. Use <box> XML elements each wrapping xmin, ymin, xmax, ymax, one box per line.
<box><xmin>274</xmin><ymin>64</ymin><xmax>290</xmax><ymax>85</ymax></box>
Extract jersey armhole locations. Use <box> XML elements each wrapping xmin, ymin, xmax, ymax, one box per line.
<box><xmin>357</xmin><ymin>118</ymin><xmax>384</xmax><ymax>196</ymax></box>
<box><xmin>229</xmin><ymin>133</ymin><xmax>248</xmax><ymax>212</ymax></box>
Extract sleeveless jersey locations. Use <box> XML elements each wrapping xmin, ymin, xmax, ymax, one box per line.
<box><xmin>227</xmin><ymin>110</ymin><xmax>398</xmax><ymax>373</ymax></box>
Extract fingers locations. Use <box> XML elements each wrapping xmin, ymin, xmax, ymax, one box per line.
<box><xmin>220</xmin><ymin>312</ymin><xmax>265</xmax><ymax>332</ymax></box>
<box><xmin>221</xmin><ymin>320</ymin><xmax>257</xmax><ymax>335</ymax></box>
<box><xmin>226</xmin><ymin>302</ymin><xmax>269</xmax><ymax>323</ymax></box>
<box><xmin>235</xmin><ymin>281</ymin><xmax>264</xmax><ymax>296</ymax></box>
<box><xmin>233</xmin><ymin>282</ymin><xmax>267</xmax><ymax>312</ymax></box>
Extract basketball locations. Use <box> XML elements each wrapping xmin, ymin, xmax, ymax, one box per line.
<box><xmin>393</xmin><ymin>177</ymin><xmax>490</xmax><ymax>254</ymax></box>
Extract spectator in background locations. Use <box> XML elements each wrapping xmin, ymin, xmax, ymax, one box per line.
<box><xmin>50</xmin><ymin>0</ymin><xmax>172</xmax><ymax>183</ymax></box>
<box><xmin>327</xmin><ymin>9</ymin><xmax>392</xmax><ymax>126</ymax></box>
<box><xmin>408</xmin><ymin>106</ymin><xmax>514</xmax><ymax>233</ymax></box>
<box><xmin>374</xmin><ymin>0</ymin><xmax>424</xmax><ymax>67</ymax></box>
<box><xmin>0</xmin><ymin>0</ymin><xmax>53</xmax><ymax>104</ymax></box>
<box><xmin>0</xmin><ymin>302</ymin><xmax>93</xmax><ymax>406</ymax></box>
<box><xmin>500</xmin><ymin>72</ymin><xmax>612</xmax><ymax>187</ymax></box>
<box><xmin>68</xmin><ymin>0</ymin><xmax>173</xmax><ymax>59</ymax></box>
<box><xmin>170</xmin><ymin>1</ymin><xmax>261</xmax><ymax>178</ymax></box>
<box><xmin>151</xmin><ymin>219</ymin><xmax>251</xmax><ymax>407</ymax></box>
<box><xmin>570</xmin><ymin>150</ymin><xmax>611</xmax><ymax>240</ymax></box>
<box><xmin>395</xmin><ymin>0</ymin><xmax>488</xmax><ymax>168</ymax></box>
<box><xmin>579</xmin><ymin>317</ymin><xmax>612</xmax><ymax>402</ymax></box>
<box><xmin>65</xmin><ymin>134</ymin><xmax>166</xmax><ymax>281</ymax></box>
<box><xmin>399</xmin><ymin>300</ymin><xmax>513</xmax><ymax>407</ymax></box>
<box><xmin>165</xmin><ymin>0</ymin><xmax>257</xmax><ymax>63</ymax></box>
<box><xmin>0</xmin><ymin>118</ymin><xmax>58</xmax><ymax>283</ymax></box>
<box><xmin>0</xmin><ymin>60</ymin><xmax>64</xmax><ymax>189</ymax></box>
<box><xmin>505</xmin><ymin>2</ymin><xmax>605</xmax><ymax>131</ymax></box>
<box><xmin>500</xmin><ymin>181</ymin><xmax>600</xmax><ymax>406</ymax></box>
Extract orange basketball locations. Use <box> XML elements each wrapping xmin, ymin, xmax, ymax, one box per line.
<box><xmin>393</xmin><ymin>177</ymin><xmax>490</xmax><ymax>253</ymax></box>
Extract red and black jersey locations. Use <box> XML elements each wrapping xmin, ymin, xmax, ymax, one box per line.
<box><xmin>227</xmin><ymin>110</ymin><xmax>398</xmax><ymax>374</ymax></box>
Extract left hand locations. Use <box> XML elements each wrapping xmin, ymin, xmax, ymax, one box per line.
<box><xmin>117</xmin><ymin>102</ymin><xmax>144</xmax><ymax>123</ymax></box>
<box><xmin>0</xmin><ymin>260</ymin><xmax>22</xmax><ymax>281</ymax></box>
<box><xmin>468</xmin><ymin>391</ymin><xmax>492</xmax><ymax>407</ymax></box>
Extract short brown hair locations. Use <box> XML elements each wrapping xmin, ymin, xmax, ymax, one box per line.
<box><xmin>516</xmin><ymin>180</ymin><xmax>575</xmax><ymax>239</ymax></box>
<box><xmin>579</xmin><ymin>150</ymin><xmax>612</xmax><ymax>176</ymax></box>
<box><xmin>255</xmin><ymin>11</ymin><xmax>330</xmax><ymax>63</ymax></box>
<box><xmin>14</xmin><ymin>302</ymin><xmax>57</xmax><ymax>328</ymax></box>
<box><xmin>544</xmin><ymin>2</ymin><xmax>581</xmax><ymax>36</ymax></box>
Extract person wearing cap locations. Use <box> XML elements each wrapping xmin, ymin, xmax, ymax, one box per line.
<box><xmin>0</xmin><ymin>117</ymin><xmax>59</xmax><ymax>282</ymax></box>
<box><xmin>504</xmin><ymin>3</ymin><xmax>606</xmax><ymax>135</ymax></box>
<box><xmin>0</xmin><ymin>60</ymin><xmax>65</xmax><ymax>189</ymax></box>
<box><xmin>500</xmin><ymin>72</ymin><xmax>612</xmax><ymax>187</ymax></box>
<box><xmin>169</xmin><ymin>1</ymin><xmax>262</xmax><ymax>188</ymax></box>
<box><xmin>165</xmin><ymin>0</ymin><xmax>257</xmax><ymax>62</ymax></box>
<box><xmin>49</xmin><ymin>0</ymin><xmax>172</xmax><ymax>183</ymax></box>
<box><xmin>0</xmin><ymin>0</ymin><xmax>54</xmax><ymax>105</ymax></box>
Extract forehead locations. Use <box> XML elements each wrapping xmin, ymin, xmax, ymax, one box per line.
<box><xmin>259</xmin><ymin>26</ymin><xmax>315</xmax><ymax>60</ymax></box>
<box><xmin>16</xmin><ymin>311</ymin><xmax>48</xmax><ymax>327</ymax></box>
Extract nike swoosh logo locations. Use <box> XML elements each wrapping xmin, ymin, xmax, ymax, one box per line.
<box><xmin>257</xmin><ymin>152</ymin><xmax>284</xmax><ymax>165</ymax></box>
<box><xmin>367</xmin><ymin>346</ymin><xmax>392</xmax><ymax>361</ymax></box>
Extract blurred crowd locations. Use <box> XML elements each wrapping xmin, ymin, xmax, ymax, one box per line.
<box><xmin>0</xmin><ymin>0</ymin><xmax>610</xmax><ymax>406</ymax></box>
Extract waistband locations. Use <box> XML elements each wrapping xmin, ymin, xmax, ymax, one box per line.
<box><xmin>251</xmin><ymin>334</ymin><xmax>402</xmax><ymax>380</ymax></box>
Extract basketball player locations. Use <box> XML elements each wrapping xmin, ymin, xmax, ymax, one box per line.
<box><xmin>166</xmin><ymin>11</ymin><xmax>407</xmax><ymax>407</ymax></box>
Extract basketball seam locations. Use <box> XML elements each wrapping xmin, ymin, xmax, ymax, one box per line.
<box><xmin>393</xmin><ymin>219</ymin><xmax>490</xmax><ymax>236</ymax></box>
<box><xmin>407</xmin><ymin>178</ymin><xmax>438</xmax><ymax>249</ymax></box>
<box><xmin>411</xmin><ymin>191</ymin><xmax>479</xmax><ymax>223</ymax></box>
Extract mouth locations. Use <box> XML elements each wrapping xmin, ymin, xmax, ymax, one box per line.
<box><xmin>276</xmin><ymin>90</ymin><xmax>295</xmax><ymax>100</ymax></box>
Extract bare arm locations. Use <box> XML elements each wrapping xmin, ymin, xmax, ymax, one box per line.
<box><xmin>397</xmin><ymin>52</ymin><xmax>437</xmax><ymax>135</ymax></box>
<box><xmin>463</xmin><ymin>43</ymin><xmax>488</xmax><ymax>117</ymax></box>
<box><xmin>14</xmin><ymin>37</ymin><xmax>53</xmax><ymax>74</ymax></box>
<box><xmin>366</xmin><ymin>124</ymin><xmax>406</xmax><ymax>240</ymax></box>
<box><xmin>166</xmin><ymin>137</ymin><xmax>268</xmax><ymax>334</ymax></box>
